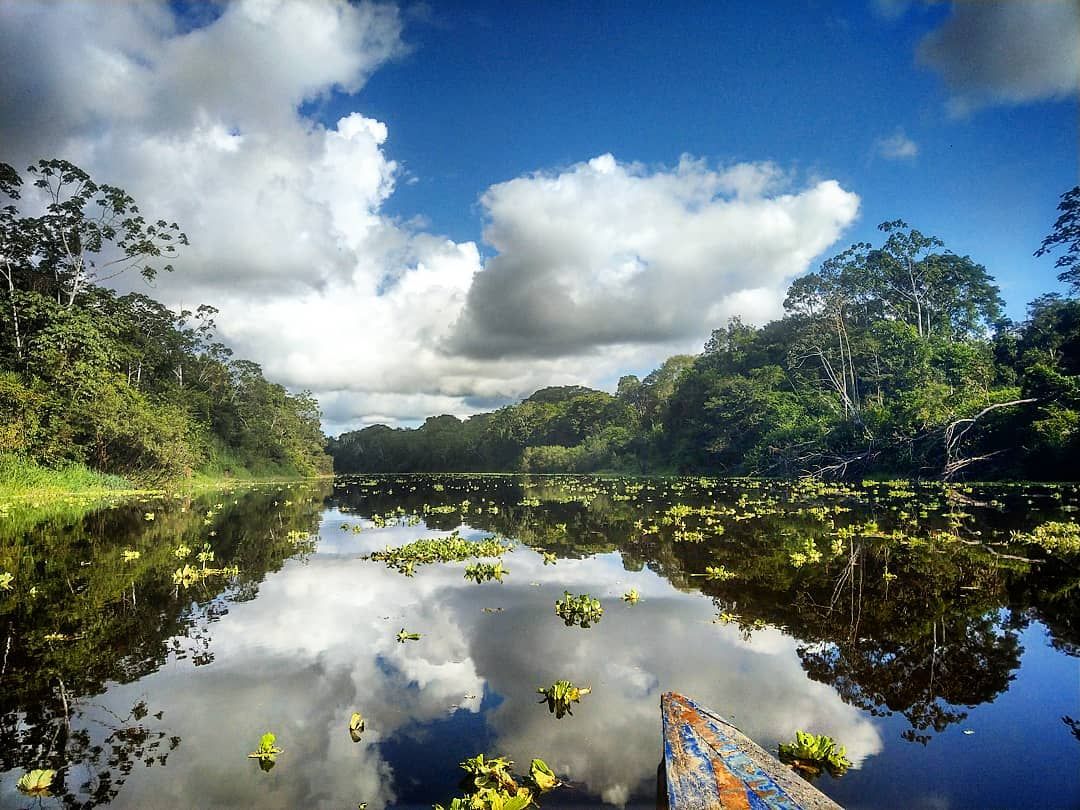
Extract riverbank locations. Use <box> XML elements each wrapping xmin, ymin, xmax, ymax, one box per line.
<box><xmin>0</xmin><ymin>454</ymin><xmax>329</xmax><ymax>501</ymax></box>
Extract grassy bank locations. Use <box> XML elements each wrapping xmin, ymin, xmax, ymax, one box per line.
<box><xmin>0</xmin><ymin>454</ymin><xmax>328</xmax><ymax>500</ymax></box>
<box><xmin>0</xmin><ymin>454</ymin><xmax>330</xmax><ymax>544</ymax></box>
<box><xmin>0</xmin><ymin>455</ymin><xmax>134</xmax><ymax>499</ymax></box>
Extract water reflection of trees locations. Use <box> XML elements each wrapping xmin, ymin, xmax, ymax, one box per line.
<box><xmin>3</xmin><ymin>474</ymin><xmax>1075</xmax><ymax>804</ymax></box>
<box><xmin>336</xmin><ymin>474</ymin><xmax>1079</xmax><ymax>742</ymax></box>
<box><xmin>0</xmin><ymin>482</ymin><xmax>331</xmax><ymax>807</ymax></box>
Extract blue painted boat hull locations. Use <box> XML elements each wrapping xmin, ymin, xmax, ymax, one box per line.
<box><xmin>661</xmin><ymin>692</ymin><xmax>843</xmax><ymax>810</ymax></box>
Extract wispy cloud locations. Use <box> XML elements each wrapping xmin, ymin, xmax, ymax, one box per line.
<box><xmin>870</xmin><ymin>0</ymin><xmax>912</xmax><ymax>21</ymax></box>
<box><xmin>876</xmin><ymin>130</ymin><xmax>919</xmax><ymax>160</ymax></box>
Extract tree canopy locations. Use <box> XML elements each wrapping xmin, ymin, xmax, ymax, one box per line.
<box><xmin>0</xmin><ymin>159</ymin><xmax>330</xmax><ymax>481</ymax></box>
<box><xmin>333</xmin><ymin>198</ymin><xmax>1078</xmax><ymax>480</ymax></box>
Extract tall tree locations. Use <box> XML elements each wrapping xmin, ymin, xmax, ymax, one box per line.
<box><xmin>1035</xmin><ymin>186</ymin><xmax>1080</xmax><ymax>294</ymax></box>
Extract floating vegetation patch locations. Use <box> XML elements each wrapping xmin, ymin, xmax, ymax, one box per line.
<box><xmin>434</xmin><ymin>753</ymin><xmax>559</xmax><ymax>810</ymax></box>
<box><xmin>554</xmin><ymin>591</ymin><xmax>603</xmax><ymax>627</ymax></box>
<box><xmin>778</xmin><ymin>731</ymin><xmax>851</xmax><ymax>778</ymax></box>
<box><xmin>622</xmin><ymin>588</ymin><xmax>640</xmax><ymax>603</ymax></box>
<box><xmin>704</xmin><ymin>565</ymin><xmax>736</xmax><ymax>581</ymax></box>
<box><xmin>349</xmin><ymin>712</ymin><xmax>365</xmax><ymax>742</ymax></box>
<box><xmin>370</xmin><ymin>531</ymin><xmax>513</xmax><ymax>575</ymax></box>
<box><xmin>172</xmin><ymin>564</ymin><xmax>239</xmax><ymax>588</ymax></box>
<box><xmin>537</xmin><ymin>680</ymin><xmax>591</xmax><ymax>718</ymax></box>
<box><xmin>465</xmin><ymin>561</ymin><xmax>509</xmax><ymax>583</ymax></box>
<box><xmin>789</xmin><ymin>538</ymin><xmax>823</xmax><ymax>568</ymax></box>
<box><xmin>16</xmin><ymin>768</ymin><xmax>56</xmax><ymax>797</ymax></box>
<box><xmin>248</xmin><ymin>732</ymin><xmax>283</xmax><ymax>770</ymax></box>
<box><xmin>1013</xmin><ymin>521</ymin><xmax>1080</xmax><ymax>554</ymax></box>
<box><xmin>396</xmin><ymin>628</ymin><xmax>422</xmax><ymax>642</ymax></box>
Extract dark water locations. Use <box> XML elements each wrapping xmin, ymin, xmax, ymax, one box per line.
<box><xmin>1</xmin><ymin>475</ymin><xmax>1078</xmax><ymax>809</ymax></box>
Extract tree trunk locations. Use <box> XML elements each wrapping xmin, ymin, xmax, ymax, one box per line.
<box><xmin>1</xmin><ymin>262</ymin><xmax>22</xmax><ymax>362</ymax></box>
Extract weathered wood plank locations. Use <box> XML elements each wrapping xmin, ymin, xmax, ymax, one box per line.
<box><xmin>661</xmin><ymin>692</ymin><xmax>844</xmax><ymax>810</ymax></box>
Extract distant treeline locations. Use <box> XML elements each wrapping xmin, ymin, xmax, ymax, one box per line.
<box><xmin>0</xmin><ymin>159</ymin><xmax>330</xmax><ymax>482</ymax></box>
<box><xmin>331</xmin><ymin>189</ymin><xmax>1080</xmax><ymax>480</ymax></box>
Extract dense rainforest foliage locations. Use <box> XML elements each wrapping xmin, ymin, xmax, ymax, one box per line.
<box><xmin>0</xmin><ymin>159</ymin><xmax>330</xmax><ymax>482</ymax></box>
<box><xmin>332</xmin><ymin>187</ymin><xmax>1080</xmax><ymax>480</ymax></box>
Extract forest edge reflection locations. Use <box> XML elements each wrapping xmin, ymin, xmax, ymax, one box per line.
<box><xmin>1</xmin><ymin>474</ymin><xmax>1077</xmax><ymax>808</ymax></box>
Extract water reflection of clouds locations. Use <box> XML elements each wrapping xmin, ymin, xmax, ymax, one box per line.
<box><xmin>89</xmin><ymin>524</ymin><xmax>881</xmax><ymax>808</ymax></box>
<box><xmin>454</xmin><ymin>553</ymin><xmax>883</xmax><ymax>806</ymax></box>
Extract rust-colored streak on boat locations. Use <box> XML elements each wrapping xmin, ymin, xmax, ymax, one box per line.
<box><xmin>661</xmin><ymin>692</ymin><xmax>844</xmax><ymax>810</ymax></box>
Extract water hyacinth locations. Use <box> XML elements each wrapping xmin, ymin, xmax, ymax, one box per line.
<box><xmin>537</xmin><ymin>680</ymin><xmax>592</xmax><ymax>718</ymax></box>
<box><xmin>17</xmin><ymin>768</ymin><xmax>56</xmax><ymax>796</ymax></box>
<box><xmin>371</xmin><ymin>532</ymin><xmax>513</xmax><ymax>575</ymax></box>
<box><xmin>554</xmin><ymin>591</ymin><xmax>603</xmax><ymax>627</ymax></box>
<box><xmin>778</xmin><ymin>730</ymin><xmax>852</xmax><ymax>777</ymax></box>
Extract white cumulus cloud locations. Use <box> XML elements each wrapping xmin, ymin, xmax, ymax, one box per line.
<box><xmin>0</xmin><ymin>1</ymin><xmax>861</xmax><ymax>433</ymax></box>
<box><xmin>448</xmin><ymin>156</ymin><xmax>860</xmax><ymax>358</ymax></box>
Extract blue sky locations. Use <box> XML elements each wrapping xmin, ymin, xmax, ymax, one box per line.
<box><xmin>342</xmin><ymin>0</ymin><xmax>1075</xmax><ymax>314</ymax></box>
<box><xmin>2</xmin><ymin>0</ymin><xmax>1077</xmax><ymax>431</ymax></box>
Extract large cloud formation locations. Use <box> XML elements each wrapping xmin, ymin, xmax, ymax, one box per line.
<box><xmin>0</xmin><ymin>0</ymin><xmax>860</xmax><ymax>433</ymax></box>
<box><xmin>916</xmin><ymin>0</ymin><xmax>1080</xmax><ymax>115</ymax></box>
<box><xmin>448</xmin><ymin>156</ymin><xmax>859</xmax><ymax>358</ymax></box>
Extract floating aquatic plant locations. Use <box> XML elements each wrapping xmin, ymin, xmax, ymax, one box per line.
<box><xmin>554</xmin><ymin>591</ymin><xmax>603</xmax><ymax>627</ymax></box>
<box><xmin>16</xmin><ymin>768</ymin><xmax>56</xmax><ymax>796</ymax></box>
<box><xmin>1012</xmin><ymin>521</ymin><xmax>1080</xmax><ymax>554</ymax></box>
<box><xmin>371</xmin><ymin>533</ymin><xmax>512</xmax><ymax>575</ymax></box>
<box><xmin>778</xmin><ymin>731</ymin><xmax>851</xmax><ymax>777</ymax></box>
<box><xmin>349</xmin><ymin>712</ymin><xmax>365</xmax><ymax>742</ymax></box>
<box><xmin>465</xmin><ymin>561</ymin><xmax>508</xmax><ymax>583</ymax></box>
<box><xmin>434</xmin><ymin>753</ymin><xmax>558</xmax><ymax>810</ymax></box>
<box><xmin>704</xmin><ymin>565</ymin><xmax>736</xmax><ymax>581</ymax></box>
<box><xmin>529</xmin><ymin>758</ymin><xmax>558</xmax><ymax>792</ymax></box>
<box><xmin>172</xmin><ymin>564</ymin><xmax>239</xmax><ymax>588</ymax></box>
<box><xmin>789</xmin><ymin>538</ymin><xmax>823</xmax><ymax>568</ymax></box>
<box><xmin>622</xmin><ymin>588</ymin><xmax>640</xmax><ymax>604</ymax></box>
<box><xmin>397</xmin><ymin>628</ymin><xmax>421</xmax><ymax>642</ymax></box>
<box><xmin>537</xmin><ymin>680</ymin><xmax>591</xmax><ymax>718</ymax></box>
<box><xmin>248</xmin><ymin>732</ymin><xmax>283</xmax><ymax>770</ymax></box>
<box><xmin>0</xmin><ymin>571</ymin><xmax>13</xmax><ymax>590</ymax></box>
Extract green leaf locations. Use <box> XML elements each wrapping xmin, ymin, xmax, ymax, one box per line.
<box><xmin>349</xmin><ymin>711</ymin><xmax>365</xmax><ymax>741</ymax></box>
<box><xmin>16</xmin><ymin>768</ymin><xmax>56</xmax><ymax>796</ymax></box>
<box><xmin>537</xmin><ymin>681</ymin><xmax>591</xmax><ymax>718</ymax></box>
<box><xmin>778</xmin><ymin>730</ymin><xmax>851</xmax><ymax>777</ymax></box>
<box><xmin>500</xmin><ymin>790</ymin><xmax>534</xmax><ymax>810</ymax></box>
<box><xmin>529</xmin><ymin>758</ymin><xmax>558</xmax><ymax>792</ymax></box>
<box><xmin>248</xmin><ymin>731</ymin><xmax>283</xmax><ymax>761</ymax></box>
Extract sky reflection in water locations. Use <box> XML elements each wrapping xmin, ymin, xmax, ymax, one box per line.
<box><xmin>1</xmin><ymin>476</ymin><xmax>1077</xmax><ymax>809</ymax></box>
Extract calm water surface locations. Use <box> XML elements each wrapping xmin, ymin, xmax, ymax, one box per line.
<box><xmin>1</xmin><ymin>475</ymin><xmax>1078</xmax><ymax>809</ymax></box>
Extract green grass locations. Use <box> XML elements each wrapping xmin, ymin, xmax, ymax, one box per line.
<box><xmin>0</xmin><ymin>453</ymin><xmax>325</xmax><ymax>544</ymax></box>
<box><xmin>0</xmin><ymin>454</ymin><xmax>132</xmax><ymax>498</ymax></box>
<box><xmin>195</xmin><ymin>440</ymin><xmax>325</xmax><ymax>483</ymax></box>
<box><xmin>0</xmin><ymin>452</ymin><xmax>324</xmax><ymax>501</ymax></box>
